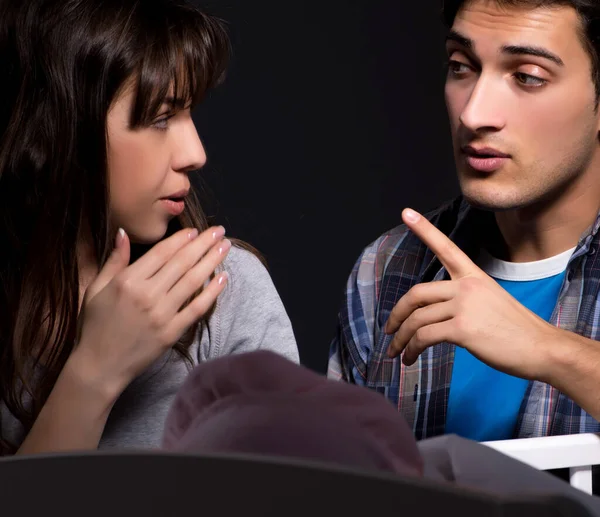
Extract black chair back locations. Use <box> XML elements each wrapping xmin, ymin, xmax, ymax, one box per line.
<box><xmin>0</xmin><ymin>451</ymin><xmax>592</xmax><ymax>517</ymax></box>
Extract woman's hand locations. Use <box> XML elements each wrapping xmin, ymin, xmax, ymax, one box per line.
<box><xmin>73</xmin><ymin>226</ymin><xmax>230</xmax><ymax>399</ymax></box>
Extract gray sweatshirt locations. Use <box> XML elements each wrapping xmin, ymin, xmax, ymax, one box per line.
<box><xmin>1</xmin><ymin>246</ymin><xmax>300</xmax><ymax>451</ymax></box>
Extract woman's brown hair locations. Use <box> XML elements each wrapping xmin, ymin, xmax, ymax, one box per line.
<box><xmin>0</xmin><ymin>0</ymin><xmax>258</xmax><ymax>454</ymax></box>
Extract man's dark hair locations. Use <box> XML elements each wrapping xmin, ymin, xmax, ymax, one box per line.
<box><xmin>442</xmin><ymin>0</ymin><xmax>600</xmax><ymax>98</ymax></box>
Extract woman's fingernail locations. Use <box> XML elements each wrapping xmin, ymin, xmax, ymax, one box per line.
<box><xmin>213</xmin><ymin>226</ymin><xmax>226</xmax><ymax>239</ymax></box>
<box><xmin>219</xmin><ymin>239</ymin><xmax>232</xmax><ymax>255</ymax></box>
<box><xmin>188</xmin><ymin>228</ymin><xmax>199</xmax><ymax>240</ymax></box>
<box><xmin>404</xmin><ymin>208</ymin><xmax>421</xmax><ymax>224</ymax></box>
<box><xmin>218</xmin><ymin>272</ymin><xmax>229</xmax><ymax>285</ymax></box>
<box><xmin>116</xmin><ymin>228</ymin><xmax>125</xmax><ymax>248</ymax></box>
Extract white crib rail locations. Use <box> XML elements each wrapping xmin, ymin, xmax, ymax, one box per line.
<box><xmin>482</xmin><ymin>433</ymin><xmax>600</xmax><ymax>494</ymax></box>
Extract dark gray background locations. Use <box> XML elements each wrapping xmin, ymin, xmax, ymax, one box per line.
<box><xmin>191</xmin><ymin>1</ymin><xmax>460</xmax><ymax>372</ymax></box>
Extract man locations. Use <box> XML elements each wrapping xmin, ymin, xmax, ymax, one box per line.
<box><xmin>328</xmin><ymin>0</ymin><xmax>600</xmax><ymax>441</ymax></box>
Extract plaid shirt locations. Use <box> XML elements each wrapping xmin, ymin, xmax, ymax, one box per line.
<box><xmin>328</xmin><ymin>196</ymin><xmax>600</xmax><ymax>440</ymax></box>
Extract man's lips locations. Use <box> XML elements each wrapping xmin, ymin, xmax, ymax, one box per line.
<box><xmin>461</xmin><ymin>145</ymin><xmax>511</xmax><ymax>159</ymax></box>
<box><xmin>461</xmin><ymin>146</ymin><xmax>511</xmax><ymax>173</ymax></box>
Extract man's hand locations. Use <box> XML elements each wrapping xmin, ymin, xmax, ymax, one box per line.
<box><xmin>385</xmin><ymin>208</ymin><xmax>558</xmax><ymax>381</ymax></box>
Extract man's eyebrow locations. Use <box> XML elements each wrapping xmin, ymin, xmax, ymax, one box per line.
<box><xmin>446</xmin><ymin>29</ymin><xmax>564</xmax><ymax>67</ymax></box>
<box><xmin>446</xmin><ymin>29</ymin><xmax>473</xmax><ymax>50</ymax></box>
<box><xmin>501</xmin><ymin>44</ymin><xmax>564</xmax><ymax>66</ymax></box>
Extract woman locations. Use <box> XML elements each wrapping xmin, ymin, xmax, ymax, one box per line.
<box><xmin>0</xmin><ymin>0</ymin><xmax>299</xmax><ymax>455</ymax></box>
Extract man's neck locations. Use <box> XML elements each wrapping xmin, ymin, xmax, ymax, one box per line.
<box><xmin>492</xmin><ymin>180</ymin><xmax>600</xmax><ymax>263</ymax></box>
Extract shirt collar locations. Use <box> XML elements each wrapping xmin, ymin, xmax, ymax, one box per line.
<box><xmin>422</xmin><ymin>197</ymin><xmax>600</xmax><ymax>279</ymax></box>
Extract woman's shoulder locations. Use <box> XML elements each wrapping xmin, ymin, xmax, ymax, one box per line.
<box><xmin>202</xmin><ymin>244</ymin><xmax>299</xmax><ymax>362</ymax></box>
<box><xmin>218</xmin><ymin>244</ymin><xmax>269</xmax><ymax>289</ymax></box>
<box><xmin>215</xmin><ymin>244</ymin><xmax>281</xmax><ymax>317</ymax></box>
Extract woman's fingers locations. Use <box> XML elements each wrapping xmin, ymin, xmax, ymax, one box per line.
<box><xmin>166</xmin><ymin>272</ymin><xmax>229</xmax><ymax>341</ymax></box>
<box><xmin>148</xmin><ymin>226</ymin><xmax>226</xmax><ymax>291</ymax></box>
<box><xmin>126</xmin><ymin>227</ymin><xmax>209</xmax><ymax>280</ymax></box>
<box><xmin>165</xmin><ymin>238</ymin><xmax>232</xmax><ymax>311</ymax></box>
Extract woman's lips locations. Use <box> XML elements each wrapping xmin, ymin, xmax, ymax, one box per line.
<box><xmin>160</xmin><ymin>198</ymin><xmax>185</xmax><ymax>215</ymax></box>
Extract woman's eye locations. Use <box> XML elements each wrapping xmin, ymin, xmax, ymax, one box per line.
<box><xmin>152</xmin><ymin>114</ymin><xmax>173</xmax><ymax>131</ymax></box>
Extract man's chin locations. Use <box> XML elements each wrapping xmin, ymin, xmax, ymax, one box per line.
<box><xmin>461</xmin><ymin>191</ymin><xmax>522</xmax><ymax>213</ymax></box>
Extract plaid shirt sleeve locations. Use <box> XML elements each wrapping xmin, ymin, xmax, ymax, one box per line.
<box><xmin>328</xmin><ymin>243</ymin><xmax>378</xmax><ymax>385</ymax></box>
<box><xmin>328</xmin><ymin>231</ymin><xmax>409</xmax><ymax>385</ymax></box>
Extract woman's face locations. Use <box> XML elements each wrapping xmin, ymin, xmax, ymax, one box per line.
<box><xmin>106</xmin><ymin>83</ymin><xmax>206</xmax><ymax>244</ymax></box>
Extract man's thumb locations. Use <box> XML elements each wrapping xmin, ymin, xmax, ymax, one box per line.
<box><xmin>86</xmin><ymin>228</ymin><xmax>131</xmax><ymax>301</ymax></box>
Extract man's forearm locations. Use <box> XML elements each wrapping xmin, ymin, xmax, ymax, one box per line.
<box><xmin>544</xmin><ymin>329</ymin><xmax>600</xmax><ymax>421</ymax></box>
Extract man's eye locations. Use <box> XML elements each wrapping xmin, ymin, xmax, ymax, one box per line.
<box><xmin>448</xmin><ymin>60</ymin><xmax>471</xmax><ymax>76</ymax></box>
<box><xmin>514</xmin><ymin>72</ymin><xmax>547</xmax><ymax>88</ymax></box>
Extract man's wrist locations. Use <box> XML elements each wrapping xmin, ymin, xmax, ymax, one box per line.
<box><xmin>540</xmin><ymin>327</ymin><xmax>588</xmax><ymax>390</ymax></box>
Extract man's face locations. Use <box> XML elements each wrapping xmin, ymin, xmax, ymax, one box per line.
<box><xmin>445</xmin><ymin>0</ymin><xmax>600</xmax><ymax>211</ymax></box>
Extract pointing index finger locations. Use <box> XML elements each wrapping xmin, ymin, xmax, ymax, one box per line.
<box><xmin>402</xmin><ymin>208</ymin><xmax>476</xmax><ymax>278</ymax></box>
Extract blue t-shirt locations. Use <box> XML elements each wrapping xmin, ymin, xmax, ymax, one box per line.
<box><xmin>445</xmin><ymin>247</ymin><xmax>574</xmax><ymax>442</ymax></box>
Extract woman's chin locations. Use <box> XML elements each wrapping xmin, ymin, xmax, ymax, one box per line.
<box><xmin>125</xmin><ymin>224</ymin><xmax>169</xmax><ymax>246</ymax></box>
